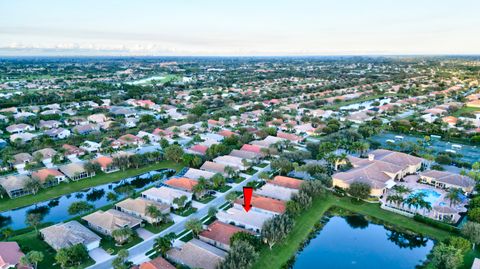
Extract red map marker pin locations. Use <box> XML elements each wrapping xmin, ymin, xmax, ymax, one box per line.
<box><xmin>243</xmin><ymin>186</ymin><xmax>253</xmax><ymax>212</ymax></box>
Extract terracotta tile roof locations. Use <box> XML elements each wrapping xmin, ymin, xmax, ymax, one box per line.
<box><xmin>218</xmin><ymin>130</ymin><xmax>236</xmax><ymax>137</ymax></box>
<box><xmin>442</xmin><ymin>116</ymin><xmax>458</xmax><ymax>124</ymax></box>
<box><xmin>153</xmin><ymin>128</ymin><xmax>173</xmax><ymax>136</ymax></box>
<box><xmin>62</xmin><ymin>144</ymin><xmax>85</xmax><ymax>155</ymax></box>
<box><xmin>119</xmin><ymin>134</ymin><xmax>143</xmax><ymax>143</ymax></box>
<box><xmin>199</xmin><ymin>220</ymin><xmax>250</xmax><ymax>246</ymax></box>
<box><xmin>94</xmin><ymin>156</ymin><xmax>113</xmax><ymax>169</ymax></box>
<box><xmin>241</xmin><ymin>144</ymin><xmax>262</xmax><ymax>154</ymax></box>
<box><xmin>235</xmin><ymin>194</ymin><xmax>286</xmax><ymax>213</ymax></box>
<box><xmin>270</xmin><ymin>176</ymin><xmax>303</xmax><ymax>190</ymax></box>
<box><xmin>164</xmin><ymin>177</ymin><xmax>198</xmax><ymax>192</ymax></box>
<box><xmin>31</xmin><ymin>168</ymin><xmax>63</xmax><ymax>182</ymax></box>
<box><xmin>139</xmin><ymin>257</ymin><xmax>175</xmax><ymax>269</ymax></box>
<box><xmin>277</xmin><ymin>132</ymin><xmax>302</xmax><ymax>141</ymax></box>
<box><xmin>189</xmin><ymin>144</ymin><xmax>208</xmax><ymax>155</ymax></box>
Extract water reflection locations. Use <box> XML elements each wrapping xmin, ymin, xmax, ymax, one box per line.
<box><xmin>386</xmin><ymin>228</ymin><xmax>429</xmax><ymax>249</ymax></box>
<box><xmin>86</xmin><ymin>189</ymin><xmax>105</xmax><ymax>202</ymax></box>
<box><xmin>344</xmin><ymin>215</ymin><xmax>369</xmax><ymax>229</ymax></box>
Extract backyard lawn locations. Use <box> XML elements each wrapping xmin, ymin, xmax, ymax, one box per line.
<box><xmin>252</xmin><ymin>193</ymin><xmax>462</xmax><ymax>269</ymax></box>
<box><xmin>0</xmin><ymin>160</ymin><xmax>184</xmax><ymax>212</ymax></box>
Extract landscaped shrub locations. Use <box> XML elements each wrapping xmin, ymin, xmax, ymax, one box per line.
<box><xmin>413</xmin><ymin>214</ymin><xmax>459</xmax><ymax>234</ymax></box>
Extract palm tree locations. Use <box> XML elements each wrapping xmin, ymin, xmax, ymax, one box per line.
<box><xmin>358</xmin><ymin>142</ymin><xmax>370</xmax><ymax>157</ymax></box>
<box><xmin>446</xmin><ymin>188</ymin><xmax>462</xmax><ymax>207</ymax></box>
<box><xmin>224</xmin><ymin>166</ymin><xmax>237</xmax><ymax>179</ymax></box>
<box><xmin>1</xmin><ymin>227</ymin><xmax>13</xmax><ymax>240</ymax></box>
<box><xmin>193</xmin><ymin>177</ymin><xmax>208</xmax><ymax>199</ymax></box>
<box><xmin>154</xmin><ymin>236</ymin><xmax>173</xmax><ymax>257</ymax></box>
<box><xmin>111</xmin><ymin>227</ymin><xmax>133</xmax><ymax>245</ymax></box>
<box><xmin>392</xmin><ymin>185</ymin><xmax>412</xmax><ymax>195</ymax></box>
<box><xmin>21</xmin><ymin>251</ymin><xmax>44</xmax><ymax>269</ymax></box>
<box><xmin>386</xmin><ymin>194</ymin><xmax>404</xmax><ymax>207</ymax></box>
<box><xmin>145</xmin><ymin>205</ymin><xmax>162</xmax><ymax>226</ymax></box>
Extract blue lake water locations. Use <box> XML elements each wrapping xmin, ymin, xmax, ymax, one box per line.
<box><xmin>293</xmin><ymin>215</ymin><xmax>434</xmax><ymax>269</ymax></box>
<box><xmin>0</xmin><ymin>169</ymin><xmax>175</xmax><ymax>230</ymax></box>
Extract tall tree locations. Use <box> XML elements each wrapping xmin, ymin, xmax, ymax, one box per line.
<box><xmin>21</xmin><ymin>251</ymin><xmax>44</xmax><ymax>269</ymax></box>
<box><xmin>430</xmin><ymin>242</ymin><xmax>463</xmax><ymax>269</ymax></box>
<box><xmin>26</xmin><ymin>213</ymin><xmax>42</xmax><ymax>234</ymax></box>
<box><xmin>347</xmin><ymin>182</ymin><xmax>371</xmax><ymax>201</ymax></box>
<box><xmin>462</xmin><ymin>221</ymin><xmax>480</xmax><ymax>249</ymax></box>
<box><xmin>219</xmin><ymin>240</ymin><xmax>259</xmax><ymax>269</ymax></box>
<box><xmin>185</xmin><ymin>218</ymin><xmax>203</xmax><ymax>237</ymax></box>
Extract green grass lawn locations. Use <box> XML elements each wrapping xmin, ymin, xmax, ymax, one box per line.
<box><xmin>172</xmin><ymin>206</ymin><xmax>197</xmax><ymax>217</ymax></box>
<box><xmin>233</xmin><ymin>176</ymin><xmax>245</xmax><ymax>183</ymax></box>
<box><xmin>215</xmin><ymin>185</ymin><xmax>232</xmax><ymax>193</ymax></box>
<box><xmin>194</xmin><ymin>194</ymin><xmax>216</xmax><ymax>204</ymax></box>
<box><xmin>99</xmin><ymin>234</ymin><xmax>143</xmax><ymax>255</ymax></box>
<box><xmin>244</xmin><ymin>168</ymin><xmax>257</xmax><ymax>175</ymax></box>
<box><xmin>256</xmin><ymin>163</ymin><xmax>268</xmax><ymax>168</ymax></box>
<box><xmin>179</xmin><ymin>231</ymin><xmax>194</xmax><ymax>242</ymax></box>
<box><xmin>452</xmin><ymin>106</ymin><xmax>480</xmax><ymax>117</ymax></box>
<box><xmin>252</xmin><ymin>193</ymin><xmax>458</xmax><ymax>269</ymax></box>
<box><xmin>144</xmin><ymin>221</ymin><xmax>174</xmax><ymax>234</ymax></box>
<box><xmin>0</xmin><ymin>160</ymin><xmax>184</xmax><ymax>212</ymax></box>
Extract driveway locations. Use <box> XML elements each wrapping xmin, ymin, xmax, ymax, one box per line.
<box><xmin>137</xmin><ymin>228</ymin><xmax>154</xmax><ymax>240</ymax></box>
<box><xmin>88</xmin><ymin>248</ymin><xmax>112</xmax><ymax>263</ymax></box>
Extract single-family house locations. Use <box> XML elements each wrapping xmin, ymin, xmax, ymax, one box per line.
<box><xmin>142</xmin><ymin>187</ymin><xmax>193</xmax><ymax>209</ymax></box>
<box><xmin>32</xmin><ymin>148</ymin><xmax>58</xmax><ymax>164</ymax></box>
<box><xmin>0</xmin><ymin>175</ymin><xmax>32</xmax><ymax>198</ymax></box>
<box><xmin>10</xmin><ymin>132</ymin><xmax>36</xmax><ymax>143</ymax></box>
<box><xmin>62</xmin><ymin>144</ymin><xmax>85</xmax><ymax>158</ymax></box>
<box><xmin>12</xmin><ymin>153</ymin><xmax>33</xmax><ymax>170</ymax></box>
<box><xmin>59</xmin><ymin>162</ymin><xmax>94</xmax><ymax>181</ymax></box>
<box><xmin>200</xmin><ymin>161</ymin><xmax>228</xmax><ymax>175</ymax></box>
<box><xmin>0</xmin><ymin>242</ymin><xmax>25</xmax><ymax>268</ymax></box>
<box><xmin>45</xmin><ymin>128</ymin><xmax>71</xmax><ymax>139</ymax></box>
<box><xmin>229</xmin><ymin>149</ymin><xmax>261</xmax><ymax>161</ymax></box>
<box><xmin>93</xmin><ymin>156</ymin><xmax>118</xmax><ymax>173</ymax></box>
<box><xmin>183</xmin><ymin>168</ymin><xmax>216</xmax><ymax>180</ymax></box>
<box><xmin>6</xmin><ymin>123</ymin><xmax>35</xmax><ymax>134</ymax></box>
<box><xmin>164</xmin><ymin>177</ymin><xmax>198</xmax><ymax>193</ymax></box>
<box><xmin>254</xmin><ymin>183</ymin><xmax>298</xmax><ymax>201</ymax></box>
<box><xmin>39</xmin><ymin>120</ymin><xmax>61</xmax><ymax>129</ymax></box>
<box><xmin>216</xmin><ymin>207</ymin><xmax>272</xmax><ymax>233</ymax></box>
<box><xmin>234</xmin><ymin>194</ymin><xmax>286</xmax><ymax>216</ymax></box>
<box><xmin>40</xmin><ymin>220</ymin><xmax>101</xmax><ymax>251</ymax></box>
<box><xmin>31</xmin><ymin>168</ymin><xmax>66</xmax><ymax>186</ymax></box>
<box><xmin>167</xmin><ymin>239</ymin><xmax>226</xmax><ymax>269</ymax></box>
<box><xmin>80</xmin><ymin>141</ymin><xmax>101</xmax><ymax>153</ymax></box>
<box><xmin>199</xmin><ymin>220</ymin><xmax>251</xmax><ymax>251</ymax></box>
<box><xmin>115</xmin><ymin>198</ymin><xmax>170</xmax><ymax>224</ymax></box>
<box><xmin>82</xmin><ymin>209</ymin><xmax>142</xmax><ymax>236</ymax></box>
<box><xmin>213</xmin><ymin>155</ymin><xmax>248</xmax><ymax>170</ymax></box>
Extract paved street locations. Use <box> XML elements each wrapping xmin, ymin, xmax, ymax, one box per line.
<box><xmin>87</xmin><ymin>164</ymin><xmax>271</xmax><ymax>269</ymax></box>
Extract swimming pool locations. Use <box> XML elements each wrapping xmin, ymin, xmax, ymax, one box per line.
<box><xmin>410</xmin><ymin>189</ymin><xmax>441</xmax><ymax>206</ymax></box>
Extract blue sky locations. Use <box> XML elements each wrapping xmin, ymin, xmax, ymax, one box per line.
<box><xmin>1</xmin><ymin>0</ymin><xmax>479</xmax><ymax>56</ymax></box>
